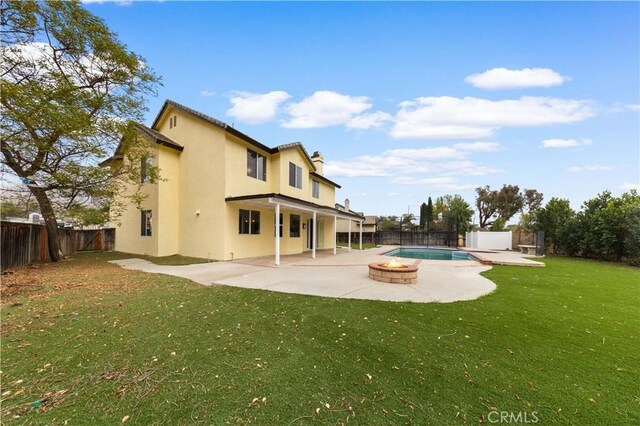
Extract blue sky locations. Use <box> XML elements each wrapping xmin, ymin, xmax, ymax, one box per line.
<box><xmin>85</xmin><ymin>1</ymin><xmax>639</xmax><ymax>220</ymax></box>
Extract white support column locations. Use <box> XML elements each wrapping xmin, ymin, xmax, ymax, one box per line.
<box><xmin>348</xmin><ymin>220</ymin><xmax>352</xmax><ymax>252</ymax></box>
<box><xmin>359</xmin><ymin>220</ymin><xmax>363</xmax><ymax>250</ymax></box>
<box><xmin>275</xmin><ymin>203</ymin><xmax>280</xmax><ymax>266</ymax></box>
<box><xmin>312</xmin><ymin>211</ymin><xmax>317</xmax><ymax>259</ymax></box>
<box><xmin>333</xmin><ymin>215</ymin><xmax>337</xmax><ymax>255</ymax></box>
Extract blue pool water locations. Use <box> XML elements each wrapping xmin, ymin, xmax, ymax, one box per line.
<box><xmin>385</xmin><ymin>247</ymin><xmax>475</xmax><ymax>261</ymax></box>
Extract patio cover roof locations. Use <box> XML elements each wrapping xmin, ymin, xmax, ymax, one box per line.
<box><xmin>225</xmin><ymin>193</ymin><xmax>364</xmax><ymax>222</ymax></box>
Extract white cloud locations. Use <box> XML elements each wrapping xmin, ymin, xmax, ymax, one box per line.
<box><xmin>391</xmin><ymin>176</ymin><xmax>477</xmax><ymax>191</ymax></box>
<box><xmin>391</xmin><ymin>96</ymin><xmax>595</xmax><ymax>140</ymax></box>
<box><xmin>540</xmin><ymin>138</ymin><xmax>592</xmax><ymax>148</ymax></box>
<box><xmin>283</xmin><ymin>91</ymin><xmax>372</xmax><ymax>128</ymax></box>
<box><xmin>626</xmin><ymin>104</ymin><xmax>640</xmax><ymax>111</ymax></box>
<box><xmin>465</xmin><ymin>67</ymin><xmax>568</xmax><ymax>90</ymax></box>
<box><xmin>324</xmin><ymin>145</ymin><xmax>502</xmax><ymax>179</ymax></box>
<box><xmin>385</xmin><ymin>147</ymin><xmax>463</xmax><ymax>160</ymax></box>
<box><xmin>621</xmin><ymin>182</ymin><xmax>640</xmax><ymax>191</ymax></box>
<box><xmin>452</xmin><ymin>142</ymin><xmax>502</xmax><ymax>152</ymax></box>
<box><xmin>567</xmin><ymin>165</ymin><xmax>611</xmax><ymax>173</ymax></box>
<box><xmin>226</xmin><ymin>91</ymin><xmax>291</xmax><ymax>124</ymax></box>
<box><xmin>347</xmin><ymin>111</ymin><xmax>393</xmax><ymax>129</ymax></box>
<box><xmin>200</xmin><ymin>90</ymin><xmax>216</xmax><ymax>97</ymax></box>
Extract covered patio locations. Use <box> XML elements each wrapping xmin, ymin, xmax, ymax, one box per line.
<box><xmin>226</xmin><ymin>193</ymin><xmax>365</xmax><ymax>266</ymax></box>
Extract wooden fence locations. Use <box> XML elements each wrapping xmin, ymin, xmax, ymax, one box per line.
<box><xmin>1</xmin><ymin>221</ymin><xmax>115</xmax><ymax>270</ymax></box>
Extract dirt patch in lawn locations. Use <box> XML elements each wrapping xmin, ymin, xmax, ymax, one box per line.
<box><xmin>1</xmin><ymin>255</ymin><xmax>155</xmax><ymax>307</ymax></box>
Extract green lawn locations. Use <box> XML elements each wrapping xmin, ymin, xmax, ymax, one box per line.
<box><xmin>338</xmin><ymin>242</ymin><xmax>378</xmax><ymax>250</ymax></box>
<box><xmin>1</xmin><ymin>255</ymin><xmax>638</xmax><ymax>424</ymax></box>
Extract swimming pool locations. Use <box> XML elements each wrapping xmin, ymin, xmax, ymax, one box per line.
<box><xmin>385</xmin><ymin>247</ymin><xmax>475</xmax><ymax>261</ymax></box>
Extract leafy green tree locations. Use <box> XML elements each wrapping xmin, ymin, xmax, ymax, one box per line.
<box><xmin>426</xmin><ymin>197</ymin><xmax>434</xmax><ymax>232</ymax></box>
<box><xmin>447</xmin><ymin>195</ymin><xmax>474</xmax><ymax>234</ymax></box>
<box><xmin>377</xmin><ymin>215</ymin><xmax>400</xmax><ymax>231</ymax></box>
<box><xmin>67</xmin><ymin>204</ymin><xmax>109</xmax><ymax>226</ymax></box>
<box><xmin>1</xmin><ymin>200</ymin><xmax>24</xmax><ymax>219</ymax></box>
<box><xmin>534</xmin><ymin>198</ymin><xmax>575</xmax><ymax>253</ymax></box>
<box><xmin>419</xmin><ymin>202</ymin><xmax>427</xmax><ymax>229</ymax></box>
<box><xmin>1</xmin><ymin>0</ymin><xmax>160</xmax><ymax>261</ymax></box>
<box><xmin>491</xmin><ymin>216</ymin><xmax>506</xmax><ymax>231</ymax></box>
<box><xmin>401</xmin><ymin>213</ymin><xmax>416</xmax><ymax>229</ymax></box>
<box><xmin>475</xmin><ymin>185</ymin><xmax>498</xmax><ymax>228</ymax></box>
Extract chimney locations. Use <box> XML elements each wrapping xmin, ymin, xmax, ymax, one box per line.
<box><xmin>344</xmin><ymin>198</ymin><xmax>350</xmax><ymax>212</ymax></box>
<box><xmin>311</xmin><ymin>151</ymin><xmax>324</xmax><ymax>175</ymax></box>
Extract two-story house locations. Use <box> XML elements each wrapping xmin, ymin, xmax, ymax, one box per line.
<box><xmin>101</xmin><ymin>100</ymin><xmax>364</xmax><ymax>265</ymax></box>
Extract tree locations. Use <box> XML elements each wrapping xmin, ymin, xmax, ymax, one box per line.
<box><xmin>377</xmin><ymin>215</ymin><xmax>400</xmax><ymax>231</ymax></box>
<box><xmin>495</xmin><ymin>184</ymin><xmax>524</xmax><ymax>223</ymax></box>
<box><xmin>533</xmin><ymin>198</ymin><xmax>574</xmax><ymax>253</ymax></box>
<box><xmin>475</xmin><ymin>185</ymin><xmax>498</xmax><ymax>228</ymax></box>
<box><xmin>1</xmin><ymin>0</ymin><xmax>160</xmax><ymax>261</ymax></box>
<box><xmin>523</xmin><ymin>189</ymin><xmax>544</xmax><ymax>213</ymax></box>
<box><xmin>475</xmin><ymin>184</ymin><xmax>536</xmax><ymax>228</ymax></box>
<box><xmin>419</xmin><ymin>202</ymin><xmax>427</xmax><ymax>229</ymax></box>
<box><xmin>446</xmin><ymin>195</ymin><xmax>474</xmax><ymax>234</ymax></box>
<box><xmin>401</xmin><ymin>213</ymin><xmax>416</xmax><ymax>229</ymax></box>
<box><xmin>426</xmin><ymin>196</ymin><xmax>434</xmax><ymax>232</ymax></box>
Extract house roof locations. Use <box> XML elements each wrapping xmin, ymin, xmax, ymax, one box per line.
<box><xmin>98</xmin><ymin>122</ymin><xmax>183</xmax><ymax>166</ymax></box>
<box><xmin>152</xmin><ymin>99</ymin><xmax>274</xmax><ymax>153</ymax></box>
<box><xmin>310</xmin><ymin>172</ymin><xmax>341</xmax><ymax>189</ymax></box>
<box><xmin>272</xmin><ymin>141</ymin><xmax>316</xmax><ymax>170</ymax></box>
<box><xmin>152</xmin><ymin>100</ymin><xmax>319</xmax><ymax>169</ymax></box>
<box><xmin>226</xmin><ymin>193</ymin><xmax>364</xmax><ymax>220</ymax></box>
<box><xmin>134</xmin><ymin>123</ymin><xmax>184</xmax><ymax>152</ymax></box>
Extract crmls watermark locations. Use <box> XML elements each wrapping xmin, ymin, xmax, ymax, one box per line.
<box><xmin>487</xmin><ymin>411</ymin><xmax>539</xmax><ymax>423</ymax></box>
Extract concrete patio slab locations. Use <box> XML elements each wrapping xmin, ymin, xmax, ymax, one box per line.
<box><xmin>110</xmin><ymin>246</ymin><xmax>499</xmax><ymax>303</ymax></box>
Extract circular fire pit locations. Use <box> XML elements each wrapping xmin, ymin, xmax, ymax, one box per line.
<box><xmin>368</xmin><ymin>259</ymin><xmax>419</xmax><ymax>284</ymax></box>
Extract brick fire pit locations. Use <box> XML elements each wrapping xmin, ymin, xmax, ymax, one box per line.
<box><xmin>368</xmin><ymin>260</ymin><xmax>420</xmax><ymax>284</ymax></box>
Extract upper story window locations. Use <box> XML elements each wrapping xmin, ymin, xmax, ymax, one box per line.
<box><xmin>289</xmin><ymin>162</ymin><xmax>303</xmax><ymax>189</ymax></box>
<box><xmin>169</xmin><ymin>115</ymin><xmax>177</xmax><ymax>128</ymax></box>
<box><xmin>239</xmin><ymin>209</ymin><xmax>260</xmax><ymax>235</ymax></box>
<box><xmin>141</xmin><ymin>155</ymin><xmax>152</xmax><ymax>183</ymax></box>
<box><xmin>312</xmin><ymin>180</ymin><xmax>320</xmax><ymax>199</ymax></box>
<box><xmin>247</xmin><ymin>149</ymin><xmax>267</xmax><ymax>181</ymax></box>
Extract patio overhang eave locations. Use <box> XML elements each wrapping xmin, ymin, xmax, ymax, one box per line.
<box><xmin>225</xmin><ymin>193</ymin><xmax>364</xmax><ymax>222</ymax></box>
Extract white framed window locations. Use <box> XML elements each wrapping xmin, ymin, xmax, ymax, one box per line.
<box><xmin>274</xmin><ymin>213</ymin><xmax>283</xmax><ymax>237</ymax></box>
<box><xmin>289</xmin><ymin>162</ymin><xmax>302</xmax><ymax>189</ymax></box>
<box><xmin>247</xmin><ymin>149</ymin><xmax>267</xmax><ymax>181</ymax></box>
<box><xmin>141</xmin><ymin>155</ymin><xmax>152</xmax><ymax>183</ymax></box>
<box><xmin>239</xmin><ymin>209</ymin><xmax>260</xmax><ymax>235</ymax></box>
<box><xmin>290</xmin><ymin>214</ymin><xmax>300</xmax><ymax>238</ymax></box>
<box><xmin>312</xmin><ymin>180</ymin><xmax>320</xmax><ymax>198</ymax></box>
<box><xmin>140</xmin><ymin>210</ymin><xmax>152</xmax><ymax>236</ymax></box>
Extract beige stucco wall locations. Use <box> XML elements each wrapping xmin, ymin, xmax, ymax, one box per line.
<box><xmin>224</xmin><ymin>134</ymin><xmax>275</xmax><ymax>198</ymax></box>
<box><xmin>156</xmin><ymin>146</ymin><xmax>181</xmax><ymax>256</ymax></box>
<box><xmin>276</xmin><ymin>149</ymin><xmax>336</xmax><ymax>207</ymax></box>
<box><xmin>113</xmin><ymin>144</ymin><xmax>160</xmax><ymax>256</ymax></box>
<box><xmin>156</xmin><ymin>108</ymin><xmax>227</xmax><ymax>260</ymax></box>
